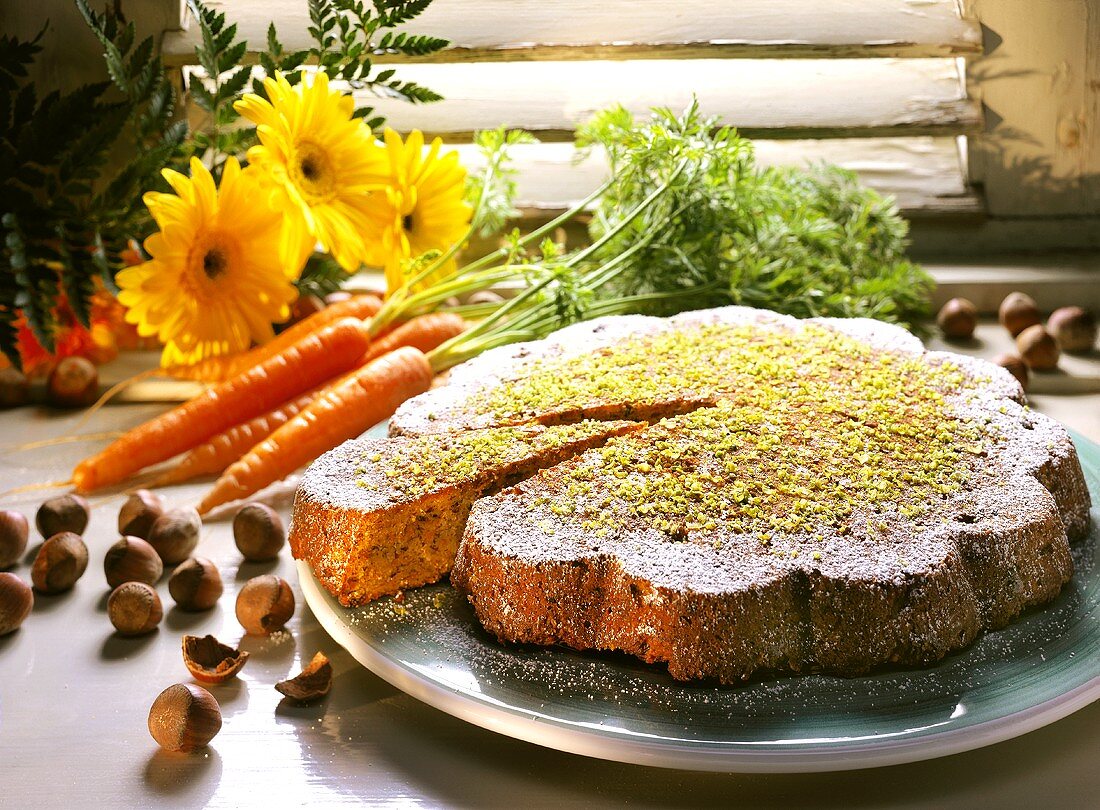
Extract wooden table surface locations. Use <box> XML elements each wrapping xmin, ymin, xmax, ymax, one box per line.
<box><xmin>1</xmin><ymin>324</ymin><xmax>1098</xmax><ymax>808</ymax></box>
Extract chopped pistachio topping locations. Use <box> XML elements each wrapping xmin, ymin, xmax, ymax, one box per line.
<box><xmin>474</xmin><ymin>321</ymin><xmax>986</xmax><ymax>422</ymax></box>
<box><xmin>356</xmin><ymin>420</ymin><xmax>624</xmax><ymax>498</ymax></box>
<box><xmin>495</xmin><ymin>322</ymin><xmax>998</xmax><ymax>542</ymax></box>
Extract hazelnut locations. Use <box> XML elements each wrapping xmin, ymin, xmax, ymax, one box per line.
<box><xmin>107</xmin><ymin>581</ymin><xmax>163</xmax><ymax>636</ymax></box>
<box><xmin>1047</xmin><ymin>306</ymin><xmax>1097</xmax><ymax>354</ymax></box>
<box><xmin>275</xmin><ymin>652</ymin><xmax>333</xmax><ymax>703</ymax></box>
<box><xmin>467</xmin><ymin>290</ymin><xmax>504</xmax><ymax>305</ymax></box>
<box><xmin>35</xmin><ymin>493</ymin><xmax>90</xmax><ymax>538</ymax></box>
<box><xmin>148</xmin><ymin>683</ymin><xmax>222</xmax><ymax>753</ymax></box>
<box><xmin>992</xmin><ymin>353</ymin><xmax>1030</xmax><ymax>392</ymax></box>
<box><xmin>103</xmin><ymin>536</ymin><xmax>164</xmax><ymax>589</ymax></box>
<box><xmin>182</xmin><ymin>634</ymin><xmax>250</xmax><ymax>684</ymax></box>
<box><xmin>0</xmin><ymin>367</ymin><xmax>30</xmax><ymax>409</ymax></box>
<box><xmin>0</xmin><ymin>572</ymin><xmax>33</xmax><ymax>635</ymax></box>
<box><xmin>31</xmin><ymin>531</ymin><xmax>88</xmax><ymax>593</ymax></box>
<box><xmin>168</xmin><ymin>557</ymin><xmax>223</xmax><ymax>611</ymax></box>
<box><xmin>46</xmin><ymin>356</ymin><xmax>98</xmax><ymax>408</ymax></box>
<box><xmin>118</xmin><ymin>489</ymin><xmax>165</xmax><ymax>540</ymax></box>
<box><xmin>1016</xmin><ymin>324</ymin><xmax>1060</xmax><ymax>370</ymax></box>
<box><xmin>0</xmin><ymin>510</ymin><xmax>29</xmax><ymax>568</ymax></box>
<box><xmin>998</xmin><ymin>292</ymin><xmax>1041</xmax><ymax>337</ymax></box>
<box><xmin>936</xmin><ymin>297</ymin><xmax>977</xmax><ymax>340</ymax></box>
<box><xmin>236</xmin><ymin>575</ymin><xmax>295</xmax><ymax>635</ymax></box>
<box><xmin>233</xmin><ymin>503</ymin><xmax>285</xmax><ymax>562</ymax></box>
<box><xmin>148</xmin><ymin>507</ymin><xmax>201</xmax><ymax>565</ymax></box>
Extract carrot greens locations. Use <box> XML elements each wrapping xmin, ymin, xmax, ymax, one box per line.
<box><xmin>380</xmin><ymin>100</ymin><xmax>933</xmax><ymax>374</ymax></box>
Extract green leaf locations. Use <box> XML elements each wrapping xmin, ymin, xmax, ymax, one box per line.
<box><xmin>189</xmin><ymin>79</ymin><xmax>216</xmax><ymax>112</ymax></box>
<box><xmin>217</xmin><ymin>66</ymin><xmax>251</xmax><ymax>102</ymax></box>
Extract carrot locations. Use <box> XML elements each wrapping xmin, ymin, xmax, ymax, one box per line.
<box><xmin>164</xmin><ymin>294</ymin><xmax>382</xmax><ymax>382</ymax></box>
<box><xmin>360</xmin><ymin>312</ymin><xmax>467</xmax><ymax>364</ymax></box>
<box><xmin>72</xmin><ymin>318</ymin><xmax>372</xmax><ymax>493</ymax></box>
<box><xmin>197</xmin><ymin>346</ymin><xmax>433</xmax><ymax>514</ymax></box>
<box><xmin>154</xmin><ymin>314</ymin><xmax>463</xmax><ymax>489</ymax></box>
<box><xmin>149</xmin><ymin>387</ymin><xmax>321</xmax><ymax>487</ymax></box>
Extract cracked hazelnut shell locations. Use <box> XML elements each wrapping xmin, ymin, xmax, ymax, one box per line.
<box><xmin>182</xmin><ymin>634</ymin><xmax>250</xmax><ymax>684</ymax></box>
<box><xmin>276</xmin><ymin>652</ymin><xmax>333</xmax><ymax>703</ymax></box>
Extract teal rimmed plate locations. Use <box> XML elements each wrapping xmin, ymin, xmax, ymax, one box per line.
<box><xmin>298</xmin><ymin>428</ymin><xmax>1100</xmax><ymax>773</ymax></box>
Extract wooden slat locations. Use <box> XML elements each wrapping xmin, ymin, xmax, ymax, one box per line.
<box><xmin>356</xmin><ymin>58</ymin><xmax>977</xmax><ymax>141</ymax></box>
<box><xmin>454</xmin><ymin>136</ymin><xmax>981</xmax><ymax>219</ymax></box>
<box><xmin>162</xmin><ymin>0</ymin><xmax>981</xmax><ymax>66</ymax></box>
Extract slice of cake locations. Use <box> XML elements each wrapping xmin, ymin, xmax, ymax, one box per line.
<box><xmin>289</xmin><ymin>420</ymin><xmax>642</xmax><ymax>605</ymax></box>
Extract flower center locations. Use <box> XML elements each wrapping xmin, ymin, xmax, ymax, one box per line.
<box><xmin>402</xmin><ymin>213</ymin><xmax>415</xmax><ymax>232</ymax></box>
<box><xmin>290</xmin><ymin>141</ymin><xmax>337</xmax><ymax>204</ymax></box>
<box><xmin>187</xmin><ymin>229</ymin><xmax>241</xmax><ymax>300</ymax></box>
<box><xmin>202</xmin><ymin>248</ymin><xmax>227</xmax><ymax>279</ymax></box>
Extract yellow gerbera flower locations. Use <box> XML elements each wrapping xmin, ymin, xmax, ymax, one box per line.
<box><xmin>117</xmin><ymin>156</ymin><xmax>299</xmax><ymax>366</ymax></box>
<box><xmin>235</xmin><ymin>71</ymin><xmax>389</xmax><ymax>272</ymax></box>
<box><xmin>363</xmin><ymin>129</ymin><xmax>472</xmax><ymax>293</ymax></box>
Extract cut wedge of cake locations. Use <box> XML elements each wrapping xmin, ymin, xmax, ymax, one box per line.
<box><xmin>289</xmin><ymin>419</ymin><xmax>642</xmax><ymax>605</ymax></box>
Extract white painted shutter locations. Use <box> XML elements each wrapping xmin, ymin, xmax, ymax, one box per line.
<box><xmin>164</xmin><ymin>0</ymin><xmax>982</xmax><ymax>218</ymax></box>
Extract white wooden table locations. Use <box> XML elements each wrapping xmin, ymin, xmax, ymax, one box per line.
<box><xmin>1</xmin><ymin>325</ymin><xmax>1098</xmax><ymax>808</ymax></box>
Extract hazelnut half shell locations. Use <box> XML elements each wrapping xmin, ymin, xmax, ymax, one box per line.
<box><xmin>182</xmin><ymin>634</ymin><xmax>250</xmax><ymax>684</ymax></box>
<box><xmin>275</xmin><ymin>652</ymin><xmax>333</xmax><ymax>703</ymax></box>
<box><xmin>148</xmin><ymin>683</ymin><xmax>222</xmax><ymax>753</ymax></box>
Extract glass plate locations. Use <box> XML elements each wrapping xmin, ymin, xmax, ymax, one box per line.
<box><xmin>298</xmin><ymin>427</ymin><xmax>1100</xmax><ymax>773</ymax></box>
